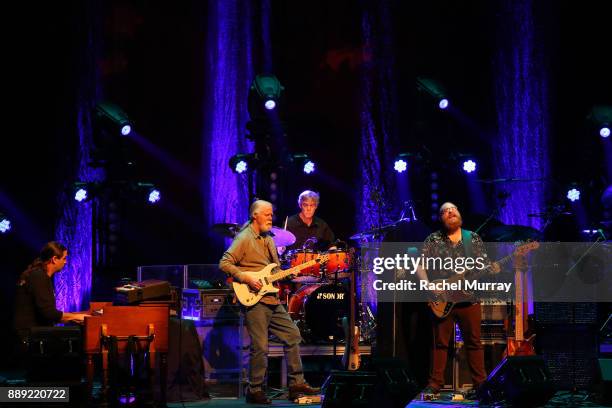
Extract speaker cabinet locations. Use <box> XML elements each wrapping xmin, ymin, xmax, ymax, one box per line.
<box><xmin>322</xmin><ymin>358</ymin><xmax>419</xmax><ymax>408</ymax></box>
<box><xmin>479</xmin><ymin>356</ymin><xmax>555</xmax><ymax>407</ymax></box>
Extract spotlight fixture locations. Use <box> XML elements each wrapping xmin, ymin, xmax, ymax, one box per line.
<box><xmin>462</xmin><ymin>159</ymin><xmax>477</xmax><ymax>173</ymax></box>
<box><xmin>135</xmin><ymin>183</ymin><xmax>161</xmax><ymax>204</ymax></box>
<box><xmin>393</xmin><ymin>153</ymin><xmax>423</xmax><ymax>173</ymax></box>
<box><xmin>95</xmin><ymin>101</ymin><xmax>133</xmax><ymax>136</ymax></box>
<box><xmin>148</xmin><ymin>189</ymin><xmax>161</xmax><ymax>204</ymax></box>
<box><xmin>73</xmin><ymin>182</ymin><xmax>97</xmax><ymax>203</ymax></box>
<box><xmin>290</xmin><ymin>153</ymin><xmax>316</xmax><ymax>174</ymax></box>
<box><xmin>303</xmin><ymin>160</ymin><xmax>315</xmax><ymax>174</ymax></box>
<box><xmin>229</xmin><ymin>153</ymin><xmax>257</xmax><ymax>174</ymax></box>
<box><xmin>588</xmin><ymin>105</ymin><xmax>612</xmax><ymax>139</ymax></box>
<box><xmin>567</xmin><ymin>188</ymin><xmax>581</xmax><ymax>202</ymax></box>
<box><xmin>0</xmin><ymin>213</ymin><xmax>10</xmax><ymax>234</ymax></box>
<box><xmin>248</xmin><ymin>74</ymin><xmax>284</xmax><ymax>117</ymax></box>
<box><xmin>417</xmin><ymin>77</ymin><xmax>449</xmax><ymax>110</ymax></box>
<box><xmin>394</xmin><ymin>159</ymin><xmax>407</xmax><ymax>173</ymax></box>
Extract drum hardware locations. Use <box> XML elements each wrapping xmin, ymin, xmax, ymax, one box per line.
<box><xmin>288</xmin><ymin>283</ymin><xmax>350</xmax><ymax>342</ymax></box>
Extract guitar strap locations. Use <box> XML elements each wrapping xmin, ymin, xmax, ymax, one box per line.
<box><xmin>461</xmin><ymin>228</ymin><xmax>474</xmax><ymax>258</ymax></box>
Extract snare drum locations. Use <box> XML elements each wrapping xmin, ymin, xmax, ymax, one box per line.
<box><xmin>288</xmin><ymin>283</ymin><xmax>349</xmax><ymax>341</ymax></box>
<box><xmin>287</xmin><ymin>249</ymin><xmax>321</xmax><ymax>283</ymax></box>
<box><xmin>324</xmin><ymin>249</ymin><xmax>352</xmax><ymax>279</ymax></box>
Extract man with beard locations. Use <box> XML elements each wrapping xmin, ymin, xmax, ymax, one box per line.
<box><xmin>219</xmin><ymin>200</ymin><xmax>319</xmax><ymax>404</ymax></box>
<box><xmin>416</xmin><ymin>202</ymin><xmax>499</xmax><ymax>400</ymax></box>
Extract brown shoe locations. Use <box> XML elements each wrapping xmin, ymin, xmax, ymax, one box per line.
<box><xmin>288</xmin><ymin>383</ymin><xmax>321</xmax><ymax>400</ymax></box>
<box><xmin>246</xmin><ymin>390</ymin><xmax>271</xmax><ymax>404</ymax></box>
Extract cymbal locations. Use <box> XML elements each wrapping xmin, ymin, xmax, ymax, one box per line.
<box><xmin>349</xmin><ymin>219</ymin><xmax>408</xmax><ymax>241</ymax></box>
<box><xmin>291</xmin><ymin>275</ymin><xmax>319</xmax><ymax>283</ymax></box>
<box><xmin>482</xmin><ymin>225</ymin><xmax>541</xmax><ymax>242</ymax></box>
<box><xmin>270</xmin><ymin>227</ymin><xmax>296</xmax><ymax>247</ymax></box>
<box><xmin>212</xmin><ymin>223</ymin><xmax>241</xmax><ymax>237</ymax></box>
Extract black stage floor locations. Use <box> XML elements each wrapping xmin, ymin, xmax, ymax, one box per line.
<box><xmin>165</xmin><ymin>391</ymin><xmax>607</xmax><ymax>408</ymax></box>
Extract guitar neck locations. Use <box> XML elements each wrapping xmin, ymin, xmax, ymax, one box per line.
<box><xmin>514</xmin><ymin>267</ymin><xmax>524</xmax><ymax>341</ymax></box>
<box><xmin>268</xmin><ymin>258</ymin><xmax>322</xmax><ymax>283</ymax></box>
<box><xmin>443</xmin><ymin>253</ymin><xmax>508</xmax><ymax>284</ymax></box>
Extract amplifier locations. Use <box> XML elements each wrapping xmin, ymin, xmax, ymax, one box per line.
<box><xmin>115</xmin><ymin>279</ymin><xmax>171</xmax><ymax>304</ymax></box>
<box><xmin>181</xmin><ymin>289</ymin><xmax>237</xmax><ymax>321</ymax></box>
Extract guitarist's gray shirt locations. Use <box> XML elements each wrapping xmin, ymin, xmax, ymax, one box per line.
<box><xmin>220</xmin><ymin>223</ymin><xmax>281</xmax><ymax>305</ymax></box>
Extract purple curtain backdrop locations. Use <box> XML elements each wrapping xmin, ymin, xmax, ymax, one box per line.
<box><xmin>203</xmin><ymin>0</ymin><xmax>256</xmax><ymax>238</ymax></box>
<box><xmin>55</xmin><ymin>2</ymin><xmax>103</xmax><ymax>312</ymax></box>
<box><xmin>358</xmin><ymin>0</ymin><xmax>399</xmax><ymax>314</ymax></box>
<box><xmin>493</xmin><ymin>0</ymin><xmax>550</xmax><ymax>231</ymax></box>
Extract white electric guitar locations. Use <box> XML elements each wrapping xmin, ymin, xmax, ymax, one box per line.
<box><xmin>233</xmin><ymin>254</ymin><xmax>329</xmax><ymax>306</ymax></box>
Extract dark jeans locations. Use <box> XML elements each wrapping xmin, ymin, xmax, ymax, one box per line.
<box><xmin>429</xmin><ymin>303</ymin><xmax>486</xmax><ymax>390</ymax></box>
<box><xmin>244</xmin><ymin>303</ymin><xmax>304</xmax><ymax>392</ymax></box>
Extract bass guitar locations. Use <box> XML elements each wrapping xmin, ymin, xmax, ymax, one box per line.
<box><xmin>428</xmin><ymin>241</ymin><xmax>539</xmax><ymax>319</ymax></box>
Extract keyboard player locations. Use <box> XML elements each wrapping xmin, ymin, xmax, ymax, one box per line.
<box><xmin>14</xmin><ymin>241</ymin><xmax>89</xmax><ymax>342</ymax></box>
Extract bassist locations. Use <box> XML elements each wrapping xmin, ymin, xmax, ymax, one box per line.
<box><xmin>416</xmin><ymin>202</ymin><xmax>499</xmax><ymax>400</ymax></box>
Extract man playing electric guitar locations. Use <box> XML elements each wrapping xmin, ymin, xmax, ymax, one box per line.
<box><xmin>416</xmin><ymin>202</ymin><xmax>500</xmax><ymax>401</ymax></box>
<box><xmin>219</xmin><ymin>200</ymin><xmax>319</xmax><ymax>405</ymax></box>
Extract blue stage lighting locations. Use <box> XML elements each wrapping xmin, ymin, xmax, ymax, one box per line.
<box><xmin>75</xmin><ymin>188</ymin><xmax>88</xmax><ymax>202</ymax></box>
<box><xmin>600</xmin><ymin>126</ymin><xmax>611</xmax><ymax>138</ymax></box>
<box><xmin>148</xmin><ymin>189</ymin><xmax>161</xmax><ymax>204</ymax></box>
<box><xmin>264</xmin><ymin>100</ymin><xmax>276</xmax><ymax>110</ymax></box>
<box><xmin>235</xmin><ymin>160</ymin><xmax>248</xmax><ymax>174</ymax></box>
<box><xmin>462</xmin><ymin>159</ymin><xmax>477</xmax><ymax>173</ymax></box>
<box><xmin>0</xmin><ymin>217</ymin><xmax>10</xmax><ymax>233</ymax></box>
<box><xmin>394</xmin><ymin>159</ymin><xmax>407</xmax><ymax>173</ymax></box>
<box><xmin>567</xmin><ymin>188</ymin><xmax>580</xmax><ymax>202</ymax></box>
<box><xmin>438</xmin><ymin>98</ymin><xmax>449</xmax><ymax>110</ymax></box>
<box><xmin>303</xmin><ymin>160</ymin><xmax>315</xmax><ymax>174</ymax></box>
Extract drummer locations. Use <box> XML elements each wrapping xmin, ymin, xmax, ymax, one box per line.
<box><xmin>283</xmin><ymin>190</ymin><xmax>336</xmax><ymax>253</ymax></box>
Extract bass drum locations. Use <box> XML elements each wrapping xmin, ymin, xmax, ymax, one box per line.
<box><xmin>288</xmin><ymin>283</ymin><xmax>349</xmax><ymax>341</ymax></box>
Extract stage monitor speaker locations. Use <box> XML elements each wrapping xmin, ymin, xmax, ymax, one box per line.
<box><xmin>321</xmin><ymin>370</ymin><xmax>377</xmax><ymax>408</ymax></box>
<box><xmin>479</xmin><ymin>356</ymin><xmax>555</xmax><ymax>407</ymax></box>
<box><xmin>597</xmin><ymin>359</ymin><xmax>612</xmax><ymax>405</ymax></box>
<box><xmin>322</xmin><ymin>359</ymin><xmax>419</xmax><ymax>408</ymax></box>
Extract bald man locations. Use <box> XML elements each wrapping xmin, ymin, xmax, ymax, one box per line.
<box><xmin>219</xmin><ymin>200</ymin><xmax>319</xmax><ymax>404</ymax></box>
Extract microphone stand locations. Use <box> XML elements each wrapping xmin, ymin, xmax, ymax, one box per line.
<box><xmin>475</xmin><ymin>193</ymin><xmax>509</xmax><ymax>235</ymax></box>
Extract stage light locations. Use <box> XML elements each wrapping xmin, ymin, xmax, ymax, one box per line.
<box><xmin>588</xmin><ymin>105</ymin><xmax>612</xmax><ymax>139</ymax></box>
<box><xmin>462</xmin><ymin>159</ymin><xmax>477</xmax><ymax>173</ymax></box>
<box><xmin>74</xmin><ymin>188</ymin><xmax>88</xmax><ymax>202</ymax></box>
<box><xmin>567</xmin><ymin>188</ymin><xmax>581</xmax><ymax>202</ymax></box>
<box><xmin>264</xmin><ymin>100</ymin><xmax>276</xmax><ymax>110</ymax></box>
<box><xmin>236</xmin><ymin>160</ymin><xmax>248</xmax><ymax>173</ymax></box>
<box><xmin>148</xmin><ymin>189</ymin><xmax>161</xmax><ymax>204</ymax></box>
<box><xmin>290</xmin><ymin>153</ymin><xmax>315</xmax><ymax>174</ymax></box>
<box><xmin>303</xmin><ymin>160</ymin><xmax>315</xmax><ymax>174</ymax></box>
<box><xmin>417</xmin><ymin>77</ymin><xmax>449</xmax><ymax>111</ymax></box>
<box><xmin>95</xmin><ymin>102</ymin><xmax>133</xmax><ymax>137</ymax></box>
<box><xmin>394</xmin><ymin>159</ymin><xmax>407</xmax><ymax>173</ymax></box>
<box><xmin>73</xmin><ymin>182</ymin><xmax>95</xmax><ymax>203</ymax></box>
<box><xmin>249</xmin><ymin>74</ymin><xmax>284</xmax><ymax>117</ymax></box>
<box><xmin>0</xmin><ymin>214</ymin><xmax>10</xmax><ymax>234</ymax></box>
<box><xmin>229</xmin><ymin>153</ymin><xmax>256</xmax><ymax>174</ymax></box>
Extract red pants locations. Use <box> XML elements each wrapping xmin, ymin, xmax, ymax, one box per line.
<box><xmin>429</xmin><ymin>303</ymin><xmax>486</xmax><ymax>390</ymax></box>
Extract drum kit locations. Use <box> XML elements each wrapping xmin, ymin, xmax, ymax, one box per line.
<box><xmin>212</xmin><ymin>222</ymin><xmax>358</xmax><ymax>342</ymax></box>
